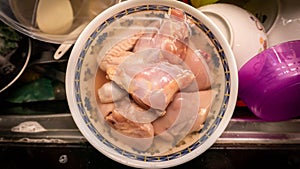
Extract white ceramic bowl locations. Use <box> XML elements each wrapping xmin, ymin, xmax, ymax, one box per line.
<box><xmin>241</xmin><ymin>0</ymin><xmax>279</xmax><ymax>32</ymax></box>
<box><xmin>199</xmin><ymin>3</ymin><xmax>268</xmax><ymax>70</ymax></box>
<box><xmin>66</xmin><ymin>0</ymin><xmax>238</xmax><ymax>168</ymax></box>
<box><xmin>267</xmin><ymin>0</ymin><xmax>300</xmax><ymax>47</ymax></box>
<box><xmin>215</xmin><ymin>0</ymin><xmax>279</xmax><ymax>32</ymax></box>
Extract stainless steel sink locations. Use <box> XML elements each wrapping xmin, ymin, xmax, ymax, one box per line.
<box><xmin>0</xmin><ymin>110</ymin><xmax>299</xmax><ymax>147</ymax></box>
<box><xmin>0</xmin><ymin>107</ymin><xmax>299</xmax><ymax>169</ymax></box>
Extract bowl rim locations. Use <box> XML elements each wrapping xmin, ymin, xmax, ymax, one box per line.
<box><xmin>199</xmin><ymin>10</ymin><xmax>234</xmax><ymax>47</ymax></box>
<box><xmin>66</xmin><ymin>0</ymin><xmax>238</xmax><ymax>168</ymax></box>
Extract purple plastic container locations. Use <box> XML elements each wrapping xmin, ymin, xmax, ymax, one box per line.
<box><xmin>238</xmin><ymin>40</ymin><xmax>300</xmax><ymax>121</ymax></box>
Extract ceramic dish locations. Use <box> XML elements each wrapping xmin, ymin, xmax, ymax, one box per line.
<box><xmin>217</xmin><ymin>0</ymin><xmax>279</xmax><ymax>32</ymax></box>
<box><xmin>242</xmin><ymin>0</ymin><xmax>279</xmax><ymax>32</ymax></box>
<box><xmin>199</xmin><ymin>3</ymin><xmax>268</xmax><ymax>70</ymax></box>
<box><xmin>267</xmin><ymin>0</ymin><xmax>300</xmax><ymax>47</ymax></box>
<box><xmin>66</xmin><ymin>0</ymin><xmax>238</xmax><ymax>168</ymax></box>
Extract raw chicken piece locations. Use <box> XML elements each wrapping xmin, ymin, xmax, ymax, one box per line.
<box><xmin>107</xmin><ymin>49</ymin><xmax>195</xmax><ymax>111</ymax></box>
<box><xmin>96</xmin><ymin>98</ymin><xmax>156</xmax><ymax>151</ymax></box>
<box><xmin>105</xmin><ymin>108</ymin><xmax>154</xmax><ymax>151</ymax></box>
<box><xmin>99</xmin><ymin>51</ymin><xmax>134</xmax><ymax>73</ymax></box>
<box><xmin>97</xmin><ymin>80</ymin><xmax>165</xmax><ymax>123</ymax></box>
<box><xmin>97</xmin><ymin>102</ymin><xmax>115</xmax><ymax>118</ymax></box>
<box><xmin>134</xmin><ymin>8</ymin><xmax>190</xmax><ymax>64</ymax></box>
<box><xmin>152</xmin><ymin>90</ymin><xmax>213</xmax><ymax>136</ymax></box>
<box><xmin>114</xmin><ymin>97</ymin><xmax>165</xmax><ymax>123</ymax></box>
<box><xmin>189</xmin><ymin>90</ymin><xmax>213</xmax><ymax>132</ymax></box>
<box><xmin>97</xmin><ymin>81</ymin><xmax>127</xmax><ymax>103</ymax></box>
<box><xmin>98</xmin><ymin>98</ymin><xmax>158</xmax><ymax>151</ymax></box>
<box><xmin>182</xmin><ymin>47</ymin><xmax>212</xmax><ymax>91</ymax></box>
<box><xmin>150</xmin><ymin>91</ymin><xmax>200</xmax><ymax>152</ymax></box>
<box><xmin>105</xmin><ymin>109</ymin><xmax>154</xmax><ymax>138</ymax></box>
<box><xmin>133</xmin><ymin>8</ymin><xmax>211</xmax><ymax>91</ymax></box>
<box><xmin>98</xmin><ymin>33</ymin><xmax>143</xmax><ymax>72</ymax></box>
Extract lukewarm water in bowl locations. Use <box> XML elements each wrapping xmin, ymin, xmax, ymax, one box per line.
<box><xmin>92</xmin><ymin>9</ymin><xmax>219</xmax><ymax>155</ymax></box>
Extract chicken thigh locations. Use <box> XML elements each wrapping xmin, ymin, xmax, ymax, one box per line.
<box><xmin>107</xmin><ymin>49</ymin><xmax>195</xmax><ymax>111</ymax></box>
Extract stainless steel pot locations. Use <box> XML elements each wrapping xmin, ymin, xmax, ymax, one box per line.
<box><xmin>0</xmin><ymin>23</ymin><xmax>31</xmax><ymax>93</ymax></box>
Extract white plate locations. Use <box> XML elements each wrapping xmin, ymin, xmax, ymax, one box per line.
<box><xmin>66</xmin><ymin>0</ymin><xmax>238</xmax><ymax>168</ymax></box>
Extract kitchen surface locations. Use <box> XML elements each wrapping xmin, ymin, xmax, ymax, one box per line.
<box><xmin>1</xmin><ymin>0</ymin><xmax>300</xmax><ymax>168</ymax></box>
